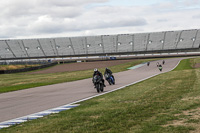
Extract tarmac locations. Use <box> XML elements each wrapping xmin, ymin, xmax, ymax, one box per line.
<box><xmin>0</xmin><ymin>57</ymin><xmax>182</xmax><ymax>123</ymax></box>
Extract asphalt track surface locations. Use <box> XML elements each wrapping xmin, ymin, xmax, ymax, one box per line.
<box><xmin>0</xmin><ymin>58</ymin><xmax>183</xmax><ymax>123</ymax></box>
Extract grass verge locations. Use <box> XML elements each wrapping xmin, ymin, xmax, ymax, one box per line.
<box><xmin>1</xmin><ymin>58</ymin><xmax>200</xmax><ymax>133</ymax></box>
<box><xmin>173</xmin><ymin>58</ymin><xmax>193</xmax><ymax>71</ymax></box>
<box><xmin>0</xmin><ymin>64</ymin><xmax>40</xmax><ymax>70</ymax></box>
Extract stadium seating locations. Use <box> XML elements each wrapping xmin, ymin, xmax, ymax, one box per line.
<box><xmin>85</xmin><ymin>36</ymin><xmax>104</xmax><ymax>54</ymax></box>
<box><xmin>22</xmin><ymin>39</ymin><xmax>45</xmax><ymax>57</ymax></box>
<box><xmin>53</xmin><ymin>37</ymin><xmax>75</xmax><ymax>56</ymax></box>
<box><xmin>176</xmin><ymin>29</ymin><xmax>197</xmax><ymax>49</ymax></box>
<box><xmin>163</xmin><ymin>31</ymin><xmax>181</xmax><ymax>50</ymax></box>
<box><xmin>38</xmin><ymin>38</ymin><xmax>57</xmax><ymax>57</ymax></box>
<box><xmin>193</xmin><ymin>29</ymin><xmax>200</xmax><ymax>48</ymax></box>
<box><xmin>8</xmin><ymin>40</ymin><xmax>30</xmax><ymax>58</ymax></box>
<box><xmin>147</xmin><ymin>32</ymin><xmax>165</xmax><ymax>51</ymax></box>
<box><xmin>0</xmin><ymin>29</ymin><xmax>199</xmax><ymax>59</ymax></box>
<box><xmin>70</xmin><ymin>37</ymin><xmax>86</xmax><ymax>55</ymax></box>
<box><xmin>101</xmin><ymin>35</ymin><xmax>117</xmax><ymax>53</ymax></box>
<box><xmin>117</xmin><ymin>34</ymin><xmax>133</xmax><ymax>52</ymax></box>
<box><xmin>0</xmin><ymin>40</ymin><xmax>16</xmax><ymax>58</ymax></box>
<box><xmin>133</xmin><ymin>33</ymin><xmax>148</xmax><ymax>51</ymax></box>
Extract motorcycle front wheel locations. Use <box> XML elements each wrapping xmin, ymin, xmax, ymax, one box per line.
<box><xmin>96</xmin><ymin>84</ymin><xmax>100</xmax><ymax>93</ymax></box>
<box><xmin>100</xmin><ymin>83</ymin><xmax>104</xmax><ymax>92</ymax></box>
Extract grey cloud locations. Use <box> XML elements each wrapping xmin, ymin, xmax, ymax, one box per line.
<box><xmin>1</xmin><ymin>2</ymin><xmax>83</xmax><ymax>19</ymax></box>
<box><xmin>38</xmin><ymin>0</ymin><xmax>108</xmax><ymax>7</ymax></box>
<box><xmin>0</xmin><ymin>25</ymin><xmax>25</xmax><ymax>38</ymax></box>
<box><xmin>68</xmin><ymin>17</ymin><xmax>147</xmax><ymax>31</ymax></box>
<box><xmin>0</xmin><ymin>0</ymin><xmax>109</xmax><ymax>19</ymax></box>
<box><xmin>157</xmin><ymin>19</ymin><xmax>168</xmax><ymax>22</ymax></box>
<box><xmin>182</xmin><ymin>0</ymin><xmax>200</xmax><ymax>6</ymax></box>
<box><xmin>90</xmin><ymin>18</ymin><xmax>147</xmax><ymax>29</ymax></box>
<box><xmin>28</xmin><ymin>15</ymin><xmax>147</xmax><ymax>34</ymax></box>
<box><xmin>0</xmin><ymin>0</ymin><xmax>200</xmax><ymax>39</ymax></box>
<box><xmin>192</xmin><ymin>14</ymin><xmax>200</xmax><ymax>19</ymax></box>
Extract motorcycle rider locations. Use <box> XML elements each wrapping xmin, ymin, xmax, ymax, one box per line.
<box><xmin>93</xmin><ymin>68</ymin><xmax>106</xmax><ymax>87</ymax></box>
<box><xmin>104</xmin><ymin>67</ymin><xmax>115</xmax><ymax>81</ymax></box>
<box><xmin>162</xmin><ymin>60</ymin><xmax>165</xmax><ymax>65</ymax></box>
<box><xmin>158</xmin><ymin>64</ymin><xmax>163</xmax><ymax>71</ymax></box>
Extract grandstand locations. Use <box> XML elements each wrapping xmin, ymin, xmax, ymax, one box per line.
<box><xmin>0</xmin><ymin>29</ymin><xmax>199</xmax><ymax>60</ymax></box>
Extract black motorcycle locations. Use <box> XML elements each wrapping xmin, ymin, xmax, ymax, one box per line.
<box><xmin>104</xmin><ymin>73</ymin><xmax>115</xmax><ymax>85</ymax></box>
<box><xmin>93</xmin><ymin>75</ymin><xmax>104</xmax><ymax>93</ymax></box>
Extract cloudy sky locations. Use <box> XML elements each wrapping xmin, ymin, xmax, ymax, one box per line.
<box><xmin>0</xmin><ymin>0</ymin><xmax>200</xmax><ymax>39</ymax></box>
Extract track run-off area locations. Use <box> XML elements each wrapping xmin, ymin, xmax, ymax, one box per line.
<box><xmin>0</xmin><ymin>57</ymin><xmax>184</xmax><ymax>128</ymax></box>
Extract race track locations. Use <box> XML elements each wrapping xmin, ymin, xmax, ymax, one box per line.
<box><xmin>0</xmin><ymin>58</ymin><xmax>183</xmax><ymax>123</ymax></box>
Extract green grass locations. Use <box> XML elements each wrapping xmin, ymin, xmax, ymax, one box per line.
<box><xmin>1</xmin><ymin>58</ymin><xmax>200</xmax><ymax>133</ymax></box>
<box><xmin>0</xmin><ymin>59</ymin><xmax>153</xmax><ymax>93</ymax></box>
<box><xmin>173</xmin><ymin>58</ymin><xmax>193</xmax><ymax>71</ymax></box>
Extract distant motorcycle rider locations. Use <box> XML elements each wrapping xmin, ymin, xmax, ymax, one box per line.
<box><xmin>104</xmin><ymin>68</ymin><xmax>115</xmax><ymax>81</ymax></box>
<box><xmin>162</xmin><ymin>60</ymin><xmax>165</xmax><ymax>65</ymax></box>
<box><xmin>158</xmin><ymin>64</ymin><xmax>163</xmax><ymax>71</ymax></box>
<box><xmin>93</xmin><ymin>68</ymin><xmax>106</xmax><ymax>87</ymax></box>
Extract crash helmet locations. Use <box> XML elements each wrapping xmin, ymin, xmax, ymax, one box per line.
<box><xmin>94</xmin><ymin>68</ymin><xmax>98</xmax><ymax>72</ymax></box>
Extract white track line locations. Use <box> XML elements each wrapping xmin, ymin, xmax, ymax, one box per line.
<box><xmin>0</xmin><ymin>104</ymin><xmax>80</xmax><ymax>129</ymax></box>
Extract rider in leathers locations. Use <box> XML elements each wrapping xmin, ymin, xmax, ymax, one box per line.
<box><xmin>93</xmin><ymin>68</ymin><xmax>106</xmax><ymax>87</ymax></box>
<box><xmin>104</xmin><ymin>68</ymin><xmax>115</xmax><ymax>81</ymax></box>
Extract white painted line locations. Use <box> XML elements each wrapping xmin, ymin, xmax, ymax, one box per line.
<box><xmin>0</xmin><ymin>125</ymin><xmax>10</xmax><ymax>128</ymax></box>
<box><xmin>36</xmin><ymin>111</ymin><xmax>53</xmax><ymax>115</ymax></box>
<box><xmin>24</xmin><ymin>115</ymin><xmax>44</xmax><ymax>120</ymax></box>
<box><xmin>8</xmin><ymin>119</ymin><xmax>27</xmax><ymax>123</ymax></box>
<box><xmin>50</xmin><ymin>108</ymin><xmax>70</xmax><ymax>112</ymax></box>
<box><xmin>0</xmin><ymin>104</ymin><xmax>80</xmax><ymax>129</ymax></box>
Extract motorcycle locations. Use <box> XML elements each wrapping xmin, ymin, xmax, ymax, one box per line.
<box><xmin>104</xmin><ymin>73</ymin><xmax>115</xmax><ymax>85</ymax></box>
<box><xmin>147</xmin><ymin>62</ymin><xmax>150</xmax><ymax>66</ymax></box>
<box><xmin>158</xmin><ymin>65</ymin><xmax>163</xmax><ymax>71</ymax></box>
<box><xmin>93</xmin><ymin>75</ymin><xmax>104</xmax><ymax>93</ymax></box>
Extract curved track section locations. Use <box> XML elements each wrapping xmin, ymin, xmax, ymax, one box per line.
<box><xmin>0</xmin><ymin>58</ymin><xmax>183</xmax><ymax>126</ymax></box>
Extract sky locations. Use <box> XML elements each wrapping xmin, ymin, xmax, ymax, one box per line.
<box><xmin>0</xmin><ymin>0</ymin><xmax>200</xmax><ymax>39</ymax></box>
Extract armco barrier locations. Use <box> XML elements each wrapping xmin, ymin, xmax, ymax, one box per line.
<box><xmin>0</xmin><ymin>62</ymin><xmax>57</xmax><ymax>74</ymax></box>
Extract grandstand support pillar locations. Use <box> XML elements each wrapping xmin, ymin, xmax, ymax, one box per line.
<box><xmin>37</xmin><ymin>39</ymin><xmax>46</xmax><ymax>57</ymax></box>
<box><xmin>175</xmin><ymin>30</ymin><xmax>183</xmax><ymax>49</ymax></box>
<box><xmin>5</xmin><ymin>40</ymin><xmax>16</xmax><ymax>58</ymax></box>
<box><xmin>132</xmin><ymin>34</ymin><xmax>134</xmax><ymax>52</ymax></box>
<box><xmin>85</xmin><ymin>37</ymin><xmax>88</xmax><ymax>55</ymax></box>
<box><xmin>101</xmin><ymin>35</ymin><xmax>105</xmax><ymax>53</ymax></box>
<box><xmin>116</xmin><ymin>35</ymin><xmax>119</xmax><ymax>52</ymax></box>
<box><xmin>17</xmin><ymin>41</ymin><xmax>25</xmax><ymax>57</ymax></box>
<box><xmin>20</xmin><ymin>40</ymin><xmax>29</xmax><ymax>58</ymax></box>
<box><xmin>53</xmin><ymin>39</ymin><xmax>59</xmax><ymax>56</ymax></box>
<box><xmin>69</xmin><ymin>38</ymin><xmax>75</xmax><ymax>55</ymax></box>
<box><xmin>113</xmin><ymin>37</ymin><xmax>116</xmax><ymax>53</ymax></box>
<box><xmin>145</xmin><ymin>33</ymin><xmax>150</xmax><ymax>51</ymax></box>
<box><xmin>162</xmin><ymin>32</ymin><xmax>167</xmax><ymax>50</ymax></box>
<box><xmin>50</xmin><ymin>41</ymin><xmax>56</xmax><ymax>56</ymax></box>
<box><xmin>192</xmin><ymin>29</ymin><xmax>199</xmax><ymax>48</ymax></box>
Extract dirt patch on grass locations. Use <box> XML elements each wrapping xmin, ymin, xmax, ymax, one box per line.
<box><xmin>193</xmin><ymin>63</ymin><xmax>200</xmax><ymax>68</ymax></box>
<box><xmin>163</xmin><ymin>107</ymin><xmax>200</xmax><ymax>132</ymax></box>
<box><xmin>28</xmin><ymin>59</ymin><xmax>135</xmax><ymax>74</ymax></box>
<box><xmin>0</xmin><ymin>65</ymin><xmax>39</xmax><ymax>70</ymax></box>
